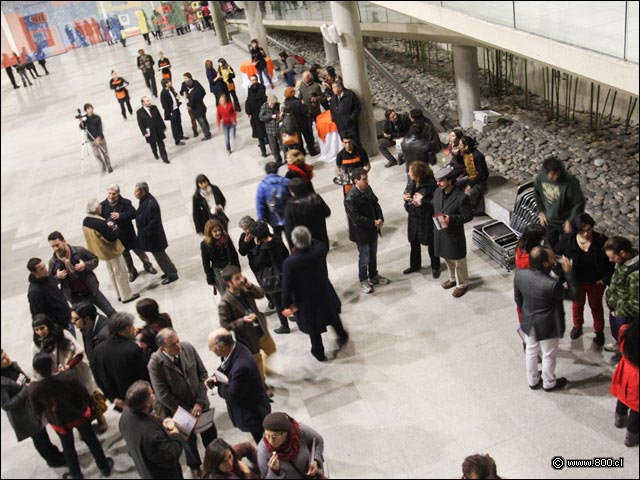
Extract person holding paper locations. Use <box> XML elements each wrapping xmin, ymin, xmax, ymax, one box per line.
<box><xmin>207</xmin><ymin>329</ymin><xmax>271</xmax><ymax>444</ymax></box>
<box><xmin>149</xmin><ymin>328</ymin><xmax>217</xmax><ymax>479</ymax></box>
<box><xmin>432</xmin><ymin>166</ymin><xmax>473</xmax><ymax>298</ymax></box>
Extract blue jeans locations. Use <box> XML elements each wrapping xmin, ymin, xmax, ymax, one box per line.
<box><xmin>257</xmin><ymin>66</ymin><xmax>273</xmax><ymax>87</ymax></box>
<box><xmin>284</xmin><ymin>70</ymin><xmax>295</xmax><ymax>87</ymax></box>
<box><xmin>609</xmin><ymin>313</ymin><xmax>629</xmax><ymax>343</ymax></box>
<box><xmin>357</xmin><ymin>237</ymin><xmax>378</xmax><ymax>282</ymax></box>
<box><xmin>223</xmin><ymin>123</ymin><xmax>236</xmax><ymax>152</ymax></box>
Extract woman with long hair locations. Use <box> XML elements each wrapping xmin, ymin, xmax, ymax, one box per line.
<box><xmin>135</xmin><ymin>298</ymin><xmax>174</xmax><ymax>362</ymax></box>
<box><xmin>249</xmin><ymin>38</ymin><xmax>274</xmax><ymax>89</ymax></box>
<box><xmin>515</xmin><ymin>224</ymin><xmax>546</xmax><ymax>270</ymax></box>
<box><xmin>193</xmin><ymin>173</ymin><xmax>228</xmax><ymax>234</ymax></box>
<box><xmin>217</xmin><ymin>94</ymin><xmax>237</xmax><ymax>155</ymax></box>
<box><xmin>217</xmin><ymin>58</ymin><xmax>241</xmax><ymax>111</ymax></box>
<box><xmin>205</xmin><ymin>59</ymin><xmax>229</xmax><ymax>105</ymax></box>
<box><xmin>202</xmin><ymin>438</ymin><xmax>259</xmax><ymax>479</ymax></box>
<box><xmin>201</xmin><ymin>219</ymin><xmax>240</xmax><ymax>295</ymax></box>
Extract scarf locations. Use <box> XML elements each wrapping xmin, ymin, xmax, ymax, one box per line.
<box><xmin>263</xmin><ymin>419</ymin><xmax>301</xmax><ymax>462</ymax></box>
<box><xmin>200</xmin><ymin>186</ymin><xmax>217</xmax><ymax>215</ymax></box>
<box><xmin>287</xmin><ymin>164</ymin><xmax>313</xmax><ymax>184</ymax></box>
<box><xmin>57</xmin><ymin>246</ymin><xmax>79</xmax><ymax>280</ymax></box>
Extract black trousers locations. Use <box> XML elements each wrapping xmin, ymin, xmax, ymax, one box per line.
<box><xmin>309</xmin><ymin>315</ymin><xmax>348</xmax><ymax>359</ymax></box>
<box><xmin>300</xmin><ymin>127</ymin><xmax>316</xmax><ymax>155</ymax></box>
<box><xmin>6</xmin><ymin>67</ymin><xmax>18</xmax><ymax>87</ymax></box>
<box><xmin>250</xmin><ymin>426</ymin><xmax>264</xmax><ymax>444</ymax></box>
<box><xmin>271</xmin><ymin>289</ymin><xmax>288</xmax><ymax>328</ymax></box>
<box><xmin>123</xmin><ymin>248</ymin><xmax>153</xmax><ymax>273</ymax></box>
<box><xmin>142</xmin><ymin>32</ymin><xmax>151</xmax><ymax>45</ymax></box>
<box><xmin>184</xmin><ymin>423</ymin><xmax>217</xmax><ymax>468</ymax></box>
<box><xmin>169</xmin><ymin>109</ymin><xmax>184</xmax><ymax>144</ymax></box>
<box><xmin>32</xmin><ymin>427</ymin><xmax>65</xmax><ymax>466</ymax></box>
<box><xmin>378</xmin><ymin>138</ymin><xmax>397</xmax><ymax>162</ymax></box>
<box><xmin>267</xmin><ymin>134</ymin><xmax>283</xmax><ymax>164</ymax></box>
<box><xmin>148</xmin><ymin>137</ymin><xmax>168</xmax><ymax>161</ymax></box>
<box><xmin>57</xmin><ymin>420</ymin><xmax>109</xmax><ymax>478</ymax></box>
<box><xmin>410</xmin><ymin>240</ymin><xmax>440</xmax><ymax>270</ymax></box>
<box><xmin>151</xmin><ymin>250</ymin><xmax>177</xmax><ymax>278</ymax></box>
<box><xmin>258</xmin><ymin>136</ymin><xmax>268</xmax><ymax>156</ymax></box>
<box><xmin>616</xmin><ymin>400</ymin><xmax>639</xmax><ymax>434</ymax></box>
<box><xmin>228</xmin><ymin>89</ymin><xmax>241</xmax><ymax>111</ymax></box>
<box><xmin>118</xmin><ymin>96</ymin><xmax>133</xmax><ymax>119</ymax></box>
<box><xmin>143</xmin><ymin>71</ymin><xmax>157</xmax><ymax>97</ymax></box>
<box><xmin>545</xmin><ymin>221</ymin><xmax>564</xmax><ymax>251</ymax></box>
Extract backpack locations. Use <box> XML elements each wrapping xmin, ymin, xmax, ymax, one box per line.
<box><xmin>292</xmin><ymin>54</ymin><xmax>306</xmax><ymax>65</ymax></box>
<box><xmin>292</xmin><ymin>55</ymin><xmax>305</xmax><ymax>75</ymax></box>
<box><xmin>268</xmin><ymin>183</ymin><xmax>287</xmax><ymax>224</ymax></box>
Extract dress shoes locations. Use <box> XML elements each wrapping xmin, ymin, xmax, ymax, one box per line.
<box><xmin>337</xmin><ymin>333</ymin><xmax>349</xmax><ymax>349</ymax></box>
<box><xmin>594</xmin><ymin>332</ymin><xmax>605</xmax><ymax>346</ymax></box>
<box><xmin>274</xmin><ymin>326</ymin><xmax>290</xmax><ymax>334</ymax></box>
<box><xmin>569</xmin><ymin>327</ymin><xmax>583</xmax><ymax>340</ymax></box>
<box><xmin>615</xmin><ymin>413</ymin><xmax>628</xmax><ymax>428</ymax></box>
<box><xmin>452</xmin><ymin>286</ymin><xmax>468</xmax><ymax>298</ymax></box>
<box><xmin>384</xmin><ymin>160</ymin><xmax>397</xmax><ymax>168</ymax></box>
<box><xmin>163</xmin><ymin>159</ymin><xmax>171</xmax><ymax>164</ymax></box>
<box><xmin>403</xmin><ymin>267</ymin><xmax>420</xmax><ymax>275</ymax></box>
<box><xmin>122</xmin><ymin>293</ymin><xmax>140</xmax><ymax>304</ymax></box>
<box><xmin>441</xmin><ymin>279</ymin><xmax>457</xmax><ymax>289</ymax></box>
<box><xmin>153</xmin><ymin>153</ymin><xmax>160</xmax><ymax>160</ymax></box>
<box><xmin>201</xmin><ymin>135</ymin><xmax>212</xmax><ymax>141</ymax></box>
<box><xmin>432</xmin><ymin>267</ymin><xmax>441</xmax><ymax>279</ymax></box>
<box><xmin>175</xmin><ymin>141</ymin><xmax>185</xmax><ymax>146</ymax></box>
<box><xmin>145</xmin><ymin>265</ymin><xmax>158</xmax><ymax>275</ymax></box>
<box><xmin>161</xmin><ymin>276</ymin><xmax>178</xmax><ymax>285</ymax></box>
<box><xmin>128</xmin><ymin>270</ymin><xmax>138</xmax><ymax>282</ymax></box>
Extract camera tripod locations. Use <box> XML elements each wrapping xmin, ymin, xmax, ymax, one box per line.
<box><xmin>80</xmin><ymin>126</ymin><xmax>107</xmax><ymax>175</ymax></box>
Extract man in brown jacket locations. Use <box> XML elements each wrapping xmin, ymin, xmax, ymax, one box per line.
<box><xmin>82</xmin><ymin>198</ymin><xmax>139</xmax><ymax>304</ymax></box>
<box><xmin>217</xmin><ymin>266</ymin><xmax>276</xmax><ymax>397</ymax></box>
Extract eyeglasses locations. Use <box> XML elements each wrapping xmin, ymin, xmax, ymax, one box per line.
<box><xmin>263</xmin><ymin>432</ymin><xmax>284</xmax><ymax>441</ymax></box>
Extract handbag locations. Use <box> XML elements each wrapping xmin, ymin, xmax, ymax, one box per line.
<box><xmin>258</xmin><ymin>249</ymin><xmax>282</xmax><ymax>294</ymax></box>
<box><xmin>282</xmin><ymin>131</ymin><xmax>300</xmax><ymax>146</ymax></box>
<box><xmin>90</xmin><ymin>391</ymin><xmax>108</xmax><ymax>420</ymax></box>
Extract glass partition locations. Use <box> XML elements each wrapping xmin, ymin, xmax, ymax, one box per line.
<box><xmin>627</xmin><ymin>1</ymin><xmax>639</xmax><ymax>62</ymax></box>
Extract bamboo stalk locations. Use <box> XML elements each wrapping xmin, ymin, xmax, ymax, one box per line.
<box><xmin>594</xmin><ymin>84</ymin><xmax>601</xmax><ymax>133</ymax></box>
<box><xmin>572</xmin><ymin>77</ymin><xmax>578</xmax><ymax>121</ymax></box>
<box><xmin>625</xmin><ymin>96</ymin><xmax>638</xmax><ymax>132</ymax></box>
<box><xmin>608</xmin><ymin>90</ymin><xmax>618</xmax><ymax>122</ymax></box>
<box><xmin>524</xmin><ymin>59</ymin><xmax>529</xmax><ymax>108</ymax></box>
<box><xmin>590</xmin><ymin>82</ymin><xmax>594</xmax><ymax>129</ymax></box>
<box><xmin>555</xmin><ymin>70</ymin><xmax>560</xmax><ymax>120</ymax></box>
<box><xmin>565</xmin><ymin>74</ymin><xmax>570</xmax><ymax>122</ymax></box>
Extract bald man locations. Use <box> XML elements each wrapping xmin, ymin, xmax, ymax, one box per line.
<box><xmin>207</xmin><ymin>328</ymin><xmax>271</xmax><ymax>443</ymax></box>
<box><xmin>136</xmin><ymin>96</ymin><xmax>169</xmax><ymax>163</ymax></box>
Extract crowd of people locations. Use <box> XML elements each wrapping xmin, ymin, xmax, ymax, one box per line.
<box><xmin>2</xmin><ymin>28</ymin><xmax>638</xmax><ymax>480</ymax></box>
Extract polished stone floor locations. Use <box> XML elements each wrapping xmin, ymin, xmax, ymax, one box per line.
<box><xmin>1</xmin><ymin>31</ymin><xmax>637</xmax><ymax>479</ymax></box>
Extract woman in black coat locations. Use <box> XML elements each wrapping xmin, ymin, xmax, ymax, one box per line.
<box><xmin>245</xmin><ymin>76</ymin><xmax>269</xmax><ymax>157</ymax></box>
<box><xmin>403</xmin><ymin>161</ymin><xmax>440</xmax><ymax>277</ymax></box>
<box><xmin>200</xmin><ymin>219</ymin><xmax>240</xmax><ymax>295</ymax></box>
<box><xmin>193</xmin><ymin>173</ymin><xmax>228</xmax><ymax>234</ymax></box>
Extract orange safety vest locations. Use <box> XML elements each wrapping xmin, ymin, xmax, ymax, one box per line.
<box><xmin>111</xmin><ymin>78</ymin><xmax>127</xmax><ymax>100</ymax></box>
<box><xmin>159</xmin><ymin>59</ymin><xmax>171</xmax><ymax>80</ymax></box>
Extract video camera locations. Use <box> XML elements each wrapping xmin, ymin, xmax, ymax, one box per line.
<box><xmin>76</xmin><ymin>108</ymin><xmax>88</xmax><ymax>130</ymax></box>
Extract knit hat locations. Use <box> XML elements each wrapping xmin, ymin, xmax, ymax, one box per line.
<box><xmin>267</xmin><ymin>94</ymin><xmax>278</xmax><ymax>103</ymax></box>
<box><xmin>263</xmin><ymin>412</ymin><xmax>293</xmax><ymax>432</ymax></box>
<box><xmin>284</xmin><ymin>86</ymin><xmax>296</xmax><ymax>98</ymax></box>
<box><xmin>433</xmin><ymin>165</ymin><xmax>456</xmax><ymax>180</ymax></box>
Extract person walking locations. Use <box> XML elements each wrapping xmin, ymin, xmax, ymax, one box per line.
<box><xmin>432</xmin><ymin>166</ymin><xmax>473</xmax><ymax>298</ymax></box>
<box><xmin>206</xmin><ymin>329</ymin><xmax>272</xmax><ymax>443</ymax></box>
<box><xmin>193</xmin><ymin>174</ymin><xmax>228</xmax><ymax>234</ymax></box>
<box><xmin>284</xmin><ymin>178</ymin><xmax>331</xmax><ymax>248</ymax></box>
<box><xmin>218</xmin><ymin>58</ymin><xmax>241</xmax><ymax>112</ymax></box>
<box><xmin>134</xmin><ymin>182</ymin><xmax>179</xmax><ymax>285</ymax></box>
<box><xmin>256</xmin><ymin>162</ymin><xmax>290</xmax><ymax>240</ymax></box>
<box><xmin>109</xmin><ymin>70</ymin><xmax>133</xmax><ymax>119</ymax></box>
<box><xmin>259</xmin><ymin>95</ymin><xmax>284</xmax><ymax>165</ymax></box>
<box><xmin>201</xmin><ymin>219</ymin><xmax>240</xmax><ymax>295</ymax></box>
<box><xmin>249</xmin><ymin>39</ymin><xmax>274</xmax><ymax>89</ymax></box>
<box><xmin>160</xmin><ymin>78</ymin><xmax>187</xmax><ymax>146</ymax></box>
<box><xmin>101</xmin><ymin>184</ymin><xmax>157</xmax><ymax>283</ymax></box>
<box><xmin>329</xmin><ymin>78</ymin><xmax>361</xmax><ymax>143</ymax></box>
<box><xmin>82</xmin><ymin>198</ymin><xmax>139</xmax><ymax>304</ymax></box>
<box><xmin>217</xmin><ymin>94</ymin><xmax>237</xmax><ymax>155</ymax></box>
<box><xmin>79</xmin><ymin>103</ymin><xmax>113</xmax><ymax>173</ymax></box>
<box><xmin>157</xmin><ymin>51</ymin><xmax>172</xmax><ymax>81</ymax></box>
<box><xmin>182</xmin><ymin>72</ymin><xmax>212</xmax><ymax>140</ymax></box>
<box><xmin>344</xmin><ymin>168</ymin><xmax>390</xmax><ymax>294</ymax></box>
<box><xmin>245</xmin><ymin>75</ymin><xmax>269</xmax><ymax>158</ymax></box>
<box><xmin>136</xmin><ymin>96</ymin><xmax>170</xmax><ymax>163</ymax></box>
<box><xmin>610</xmin><ymin>320</ymin><xmax>639</xmax><ymax>447</ymax></box>
<box><xmin>3</xmin><ymin>59</ymin><xmax>20</xmax><ymax>89</ymax></box>
<box><xmin>27</xmin><ymin>257</ymin><xmax>74</xmax><ymax>336</ymax></box>
<box><xmin>137</xmin><ymin>49</ymin><xmax>157</xmax><ymax>97</ymax></box>
<box><xmin>279</xmin><ymin>51</ymin><xmax>297</xmax><ymax>87</ymax></box>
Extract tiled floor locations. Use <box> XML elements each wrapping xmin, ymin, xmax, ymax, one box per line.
<box><xmin>1</xmin><ymin>30</ymin><xmax>637</xmax><ymax>479</ymax></box>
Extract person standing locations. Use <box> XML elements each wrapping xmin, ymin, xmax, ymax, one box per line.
<box><xmin>79</xmin><ymin>103</ymin><xmax>113</xmax><ymax>173</ymax></box>
<box><xmin>256</xmin><ymin>162</ymin><xmax>290</xmax><ymax>240</ymax></box>
<box><xmin>284</xmin><ymin>149</ymin><xmax>315</xmax><ymax>193</ymax></box>
<box><xmin>70</xmin><ymin>303</ymin><xmax>109</xmax><ymax>373</ymax></box>
<box><xmin>134</xmin><ymin>182</ymin><xmax>179</xmax><ymax>285</ymax></box>
<box><xmin>15</xmin><ymin>57</ymin><xmax>32</xmax><ymax>87</ymax></box>
<box><xmin>380</xmin><ymin>109</ymin><xmax>411</xmax><ymax>168</ymax></box>
<box><xmin>206</xmin><ymin>329</ymin><xmax>272</xmax><ymax>443</ymax></box>
<box><xmin>119</xmin><ymin>380</ymin><xmax>184</xmax><ymax>479</ymax></box>
<box><xmin>27</xmin><ymin>257</ymin><xmax>73</xmax><ymax>335</ymax></box>
<box><xmin>218</xmin><ymin>266</ymin><xmax>277</xmax><ymax>393</ymax></box>
<box><xmin>284</xmin><ymin>178</ymin><xmax>331</xmax><ymax>248</ymax></box>
<box><xmin>109</xmin><ymin>70</ymin><xmax>133</xmax><ymax>119</ymax></box>
<box><xmin>47</xmin><ymin>231</ymin><xmax>117</xmax><ymax>318</ymax></box>
<box><xmin>279</xmin><ymin>51</ymin><xmax>297</xmax><ymax>88</ymax></box>
<box><xmin>179</xmin><ymin>76</ymin><xmax>200</xmax><ymax>139</ymax></box>
<box><xmin>3</xmin><ymin>60</ymin><xmax>20</xmax><ymax>89</ymax></box>
<box><xmin>336</xmin><ymin>134</ymin><xmax>370</xmax><ymax>197</ymax></box>
<box><xmin>101</xmin><ymin>184</ymin><xmax>157</xmax><ymax>283</ymax></box>
<box><xmin>193</xmin><ymin>174</ymin><xmax>228</xmax><ymax>234</ymax></box>
<box><xmin>259</xmin><ymin>94</ymin><xmax>283</xmax><ymax>165</ymax></box>
<box><xmin>149</xmin><ymin>328</ymin><xmax>217</xmax><ymax>479</ymax></box>
<box><xmin>533</xmin><ymin>157</ymin><xmax>585</xmax><ymax>249</ymax></box>
<box><xmin>137</xmin><ymin>96</ymin><xmax>170</xmax><ymax>163</ymax></box>
<box><xmin>202</xmin><ymin>438</ymin><xmax>260</xmax><ymax>479</ymax></box>
<box><xmin>83</xmin><ymin>198</ymin><xmax>139</xmax><ymax>304</ymax></box>
<box><xmin>135</xmin><ymin>298</ymin><xmax>174</xmax><ymax>363</ymax></box>
<box><xmin>245</xmin><ymin>75</ymin><xmax>269</xmax><ymax>158</ymax></box>
<box><xmin>610</xmin><ymin>320</ymin><xmax>639</xmax><ymax>447</ymax></box>
<box><xmin>157</xmin><ymin>51</ymin><xmax>172</xmax><ymax>81</ymax></box>
<box><xmin>29</xmin><ymin>353</ymin><xmax>114</xmax><ymax>479</ymax></box>
<box><xmin>217</xmin><ymin>94</ymin><xmax>237</xmax><ymax>155</ymax></box>
<box><xmin>344</xmin><ymin>168</ymin><xmax>389</xmax><ymax>294</ymax></box>
<box><xmin>283</xmin><ymin>86</ymin><xmax>317</xmax><ymax>156</ymax></box>
<box><xmin>329</xmin><ymin>78</ymin><xmax>361</xmax><ymax>143</ymax></box>
<box><xmin>432</xmin><ymin>166</ymin><xmax>473</xmax><ymax>298</ymax></box>
<box><xmin>1</xmin><ymin>349</ymin><xmax>67</xmax><ymax>470</ymax></box>
<box><xmin>282</xmin><ymin>227</ymin><xmax>349</xmax><ymax>362</ymax></box>
<box><xmin>160</xmin><ymin>78</ymin><xmax>187</xmax><ymax>146</ymax></box>
<box><xmin>514</xmin><ymin>246</ymin><xmax>577</xmax><ymax>391</ymax></box>
<box><xmin>399</xmin><ymin>125</ymin><xmax>437</xmax><ymax>173</ymax></box>
<box><xmin>137</xmin><ymin>49</ymin><xmax>158</xmax><ymax>97</ymax></box>
<box><xmin>403</xmin><ymin>161</ymin><xmax>440</xmax><ymax>277</ymax></box>
<box><xmin>182</xmin><ymin>72</ymin><xmax>212</xmax><ymax>140</ymax></box>
<box><xmin>458</xmin><ymin>136</ymin><xmax>489</xmax><ymax>215</ymax></box>
<box><xmin>206</xmin><ymin>60</ymin><xmax>229</xmax><ymax>106</ymax></box>
<box><xmin>218</xmin><ymin>58</ymin><xmax>241</xmax><ymax>111</ymax></box>
<box><xmin>201</xmin><ymin>219</ymin><xmax>240</xmax><ymax>295</ymax></box>
<box><xmin>249</xmin><ymin>39</ymin><xmax>274</xmax><ymax>89</ymax></box>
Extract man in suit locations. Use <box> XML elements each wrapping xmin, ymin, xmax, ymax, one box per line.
<box><xmin>137</xmin><ymin>96</ymin><xmax>170</xmax><ymax>163</ymax></box>
<box><xmin>182</xmin><ymin>72</ymin><xmax>211</xmax><ymax>140</ymax></box>
<box><xmin>93</xmin><ymin>312</ymin><xmax>150</xmax><ymax>412</ymax></box>
<box><xmin>70</xmin><ymin>302</ymin><xmax>109</xmax><ymax>371</ymax></box>
<box><xmin>432</xmin><ymin>166</ymin><xmax>473</xmax><ymax>298</ymax></box>
<box><xmin>134</xmin><ymin>182</ymin><xmax>178</xmax><ymax>285</ymax></box>
<box><xmin>119</xmin><ymin>380</ymin><xmax>184</xmax><ymax>479</ymax></box>
<box><xmin>101</xmin><ymin>183</ymin><xmax>157</xmax><ymax>283</ymax></box>
<box><xmin>160</xmin><ymin>78</ymin><xmax>187</xmax><ymax>147</ymax></box>
<box><xmin>329</xmin><ymin>78</ymin><xmax>361</xmax><ymax>143</ymax></box>
<box><xmin>514</xmin><ymin>246</ymin><xmax>577</xmax><ymax>391</ymax></box>
<box><xmin>149</xmin><ymin>328</ymin><xmax>216</xmax><ymax>479</ymax></box>
<box><xmin>207</xmin><ymin>328</ymin><xmax>271</xmax><ymax>443</ymax></box>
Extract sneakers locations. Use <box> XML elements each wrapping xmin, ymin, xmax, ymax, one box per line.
<box><xmin>100</xmin><ymin>457</ymin><xmax>114</xmax><ymax>477</ymax></box>
<box><xmin>368</xmin><ymin>275</ymin><xmax>390</xmax><ymax>285</ymax></box>
<box><xmin>604</xmin><ymin>342</ymin><xmax>618</xmax><ymax>352</ymax></box>
<box><xmin>594</xmin><ymin>332</ymin><xmax>605</xmax><ymax>346</ymax></box>
<box><xmin>615</xmin><ymin>413</ymin><xmax>628</xmax><ymax>429</ymax></box>
<box><xmin>543</xmin><ymin>377</ymin><xmax>568</xmax><ymax>392</ymax></box>
<box><xmin>625</xmin><ymin>431</ymin><xmax>639</xmax><ymax>447</ymax></box>
<box><xmin>441</xmin><ymin>279</ymin><xmax>456</xmax><ymax>289</ymax></box>
<box><xmin>360</xmin><ymin>281</ymin><xmax>373</xmax><ymax>294</ymax></box>
<box><xmin>570</xmin><ymin>327</ymin><xmax>583</xmax><ymax>340</ymax></box>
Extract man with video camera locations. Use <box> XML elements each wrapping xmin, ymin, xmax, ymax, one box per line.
<box><xmin>79</xmin><ymin>103</ymin><xmax>113</xmax><ymax>173</ymax></box>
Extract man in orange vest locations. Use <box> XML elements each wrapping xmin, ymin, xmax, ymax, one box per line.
<box><xmin>336</xmin><ymin>134</ymin><xmax>370</xmax><ymax>196</ymax></box>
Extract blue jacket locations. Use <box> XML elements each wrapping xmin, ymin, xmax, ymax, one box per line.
<box><xmin>256</xmin><ymin>174</ymin><xmax>290</xmax><ymax>227</ymax></box>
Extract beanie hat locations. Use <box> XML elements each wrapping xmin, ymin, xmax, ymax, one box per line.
<box><xmin>284</xmin><ymin>87</ymin><xmax>296</xmax><ymax>98</ymax></box>
<box><xmin>268</xmin><ymin>94</ymin><xmax>278</xmax><ymax>103</ymax></box>
<box><xmin>263</xmin><ymin>412</ymin><xmax>293</xmax><ymax>432</ymax></box>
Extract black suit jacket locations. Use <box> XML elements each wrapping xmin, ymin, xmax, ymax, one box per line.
<box><xmin>431</xmin><ymin>187</ymin><xmax>472</xmax><ymax>260</ymax></box>
<box><xmin>93</xmin><ymin>336</ymin><xmax>150</xmax><ymax>402</ymax></box>
<box><xmin>100</xmin><ymin>196</ymin><xmax>139</xmax><ymax>251</ymax></box>
<box><xmin>160</xmin><ymin>87</ymin><xmax>181</xmax><ymax>121</ymax></box>
<box><xmin>183</xmin><ymin>80</ymin><xmax>207</xmax><ymax>118</ymax></box>
<box><xmin>136</xmin><ymin>105</ymin><xmax>166</xmax><ymax>143</ymax></box>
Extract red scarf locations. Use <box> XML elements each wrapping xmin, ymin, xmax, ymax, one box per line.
<box><xmin>263</xmin><ymin>419</ymin><xmax>301</xmax><ymax>462</ymax></box>
<box><xmin>287</xmin><ymin>164</ymin><xmax>313</xmax><ymax>184</ymax></box>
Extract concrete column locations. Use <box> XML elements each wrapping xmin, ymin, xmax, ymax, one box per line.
<box><xmin>211</xmin><ymin>1</ymin><xmax>228</xmax><ymax>46</ymax></box>
<box><xmin>245</xmin><ymin>1</ymin><xmax>268</xmax><ymax>54</ymax></box>
<box><xmin>452</xmin><ymin>45</ymin><xmax>481</xmax><ymax>129</ymax></box>
<box><xmin>322</xmin><ymin>35</ymin><xmax>339</xmax><ymax>67</ymax></box>
<box><xmin>329</xmin><ymin>1</ymin><xmax>378</xmax><ymax>156</ymax></box>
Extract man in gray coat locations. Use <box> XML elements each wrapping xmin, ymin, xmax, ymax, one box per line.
<box><xmin>148</xmin><ymin>328</ymin><xmax>216</xmax><ymax>479</ymax></box>
<box><xmin>432</xmin><ymin>166</ymin><xmax>473</xmax><ymax>298</ymax></box>
<box><xmin>514</xmin><ymin>246</ymin><xmax>578</xmax><ymax>392</ymax></box>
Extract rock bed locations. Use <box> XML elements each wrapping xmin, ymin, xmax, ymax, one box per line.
<box><xmin>269</xmin><ymin>32</ymin><xmax>639</xmax><ymax>241</ymax></box>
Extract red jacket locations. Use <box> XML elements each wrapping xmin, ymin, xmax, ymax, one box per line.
<box><xmin>515</xmin><ymin>246</ymin><xmax>530</xmax><ymax>322</ymax></box>
<box><xmin>217</xmin><ymin>102</ymin><xmax>236</xmax><ymax>127</ymax></box>
<box><xmin>610</xmin><ymin>324</ymin><xmax>639</xmax><ymax>411</ymax></box>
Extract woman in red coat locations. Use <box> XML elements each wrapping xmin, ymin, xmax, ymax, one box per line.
<box><xmin>610</xmin><ymin>320</ymin><xmax>639</xmax><ymax>447</ymax></box>
<box><xmin>217</xmin><ymin>94</ymin><xmax>237</xmax><ymax>155</ymax></box>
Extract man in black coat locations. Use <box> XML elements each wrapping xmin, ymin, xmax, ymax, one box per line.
<box><xmin>284</xmin><ymin>178</ymin><xmax>331</xmax><ymax>248</ymax></box>
<box><xmin>282</xmin><ymin>228</ymin><xmax>348</xmax><ymax>362</ymax></box>
<box><xmin>245</xmin><ymin>75</ymin><xmax>269</xmax><ymax>157</ymax></box>
<box><xmin>137</xmin><ymin>96</ymin><xmax>170</xmax><ymax>163</ymax></box>
<box><xmin>344</xmin><ymin>168</ymin><xmax>390</xmax><ymax>294</ymax></box>
<box><xmin>79</xmin><ymin>103</ymin><xmax>113</xmax><ymax>173</ymax></box>
<box><xmin>182</xmin><ymin>72</ymin><xmax>212</xmax><ymax>140</ymax></box>
<box><xmin>514</xmin><ymin>247</ymin><xmax>577</xmax><ymax>391</ymax></box>
<box><xmin>283</xmin><ymin>89</ymin><xmax>318</xmax><ymax>156</ymax></box>
<box><xmin>119</xmin><ymin>380</ymin><xmax>184</xmax><ymax>479</ymax></box>
<box><xmin>101</xmin><ymin>183</ymin><xmax>157</xmax><ymax>282</ymax></box>
<box><xmin>26</xmin><ymin>257</ymin><xmax>73</xmax><ymax>335</ymax></box>
<box><xmin>160</xmin><ymin>78</ymin><xmax>187</xmax><ymax>146</ymax></box>
<box><xmin>380</xmin><ymin>109</ymin><xmax>411</xmax><ymax>168</ymax></box>
<box><xmin>93</xmin><ymin>312</ymin><xmax>150</xmax><ymax>411</ymax></box>
<box><xmin>207</xmin><ymin>329</ymin><xmax>271</xmax><ymax>443</ymax></box>
<box><xmin>70</xmin><ymin>302</ymin><xmax>109</xmax><ymax>374</ymax></box>
<box><xmin>134</xmin><ymin>182</ymin><xmax>178</xmax><ymax>285</ymax></box>
<box><xmin>432</xmin><ymin>166</ymin><xmax>473</xmax><ymax>298</ymax></box>
<box><xmin>329</xmin><ymin>79</ymin><xmax>361</xmax><ymax>143</ymax></box>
